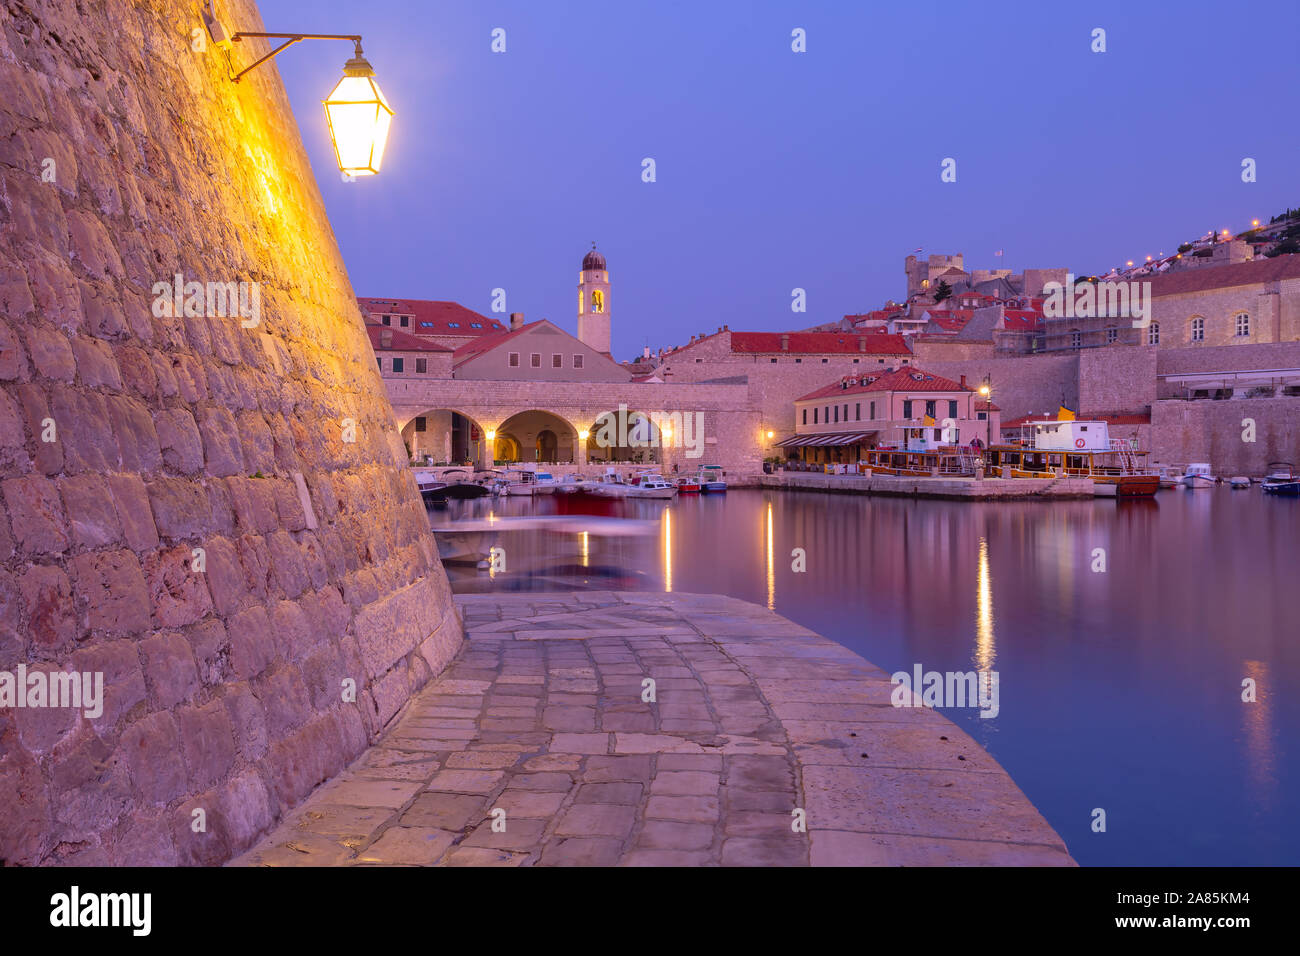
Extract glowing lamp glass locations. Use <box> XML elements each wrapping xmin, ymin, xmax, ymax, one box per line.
<box><xmin>323</xmin><ymin>65</ymin><xmax>393</xmax><ymax>176</ymax></box>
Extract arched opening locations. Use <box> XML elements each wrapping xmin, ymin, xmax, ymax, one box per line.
<box><xmin>586</xmin><ymin>408</ymin><xmax>663</xmax><ymax>465</ymax></box>
<box><xmin>494</xmin><ymin>410</ymin><xmax>578</xmax><ymax>464</ymax></box>
<box><xmin>400</xmin><ymin>408</ymin><xmax>489</xmax><ymax>467</ymax></box>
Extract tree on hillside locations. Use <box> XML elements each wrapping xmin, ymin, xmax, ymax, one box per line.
<box><xmin>933</xmin><ymin>279</ymin><xmax>953</xmax><ymax>304</ymax></box>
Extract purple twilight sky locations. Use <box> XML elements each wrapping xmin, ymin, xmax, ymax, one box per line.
<box><xmin>259</xmin><ymin>0</ymin><xmax>1300</xmax><ymax>360</ymax></box>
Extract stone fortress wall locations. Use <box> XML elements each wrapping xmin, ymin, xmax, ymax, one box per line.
<box><xmin>0</xmin><ymin>0</ymin><xmax>461</xmax><ymax>864</ymax></box>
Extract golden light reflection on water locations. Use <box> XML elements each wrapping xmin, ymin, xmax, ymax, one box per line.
<box><xmin>765</xmin><ymin>501</ymin><xmax>775</xmax><ymax>610</ymax></box>
<box><xmin>663</xmin><ymin>508</ymin><xmax>673</xmax><ymax>593</ymax></box>
<box><xmin>1242</xmin><ymin>659</ymin><xmax>1277</xmax><ymax>811</ymax></box>
<box><xmin>580</xmin><ymin>531</ymin><xmax>589</xmax><ymax>568</ymax></box>
<box><xmin>975</xmin><ymin>536</ymin><xmax>996</xmax><ymax>671</ymax></box>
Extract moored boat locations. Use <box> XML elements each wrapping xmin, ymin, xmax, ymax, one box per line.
<box><xmin>1180</xmin><ymin>463</ymin><xmax>1216</xmax><ymax>488</ymax></box>
<box><xmin>675</xmin><ymin>476</ymin><xmax>701</xmax><ymax>493</ymax></box>
<box><xmin>1263</xmin><ymin>462</ymin><xmax>1300</xmax><ymax>496</ymax></box>
<box><xmin>698</xmin><ymin>465</ymin><xmax>727</xmax><ymax>493</ymax></box>
<box><xmin>1229</xmin><ymin>476</ymin><xmax>1251</xmax><ymax>489</ymax></box>
<box><xmin>625</xmin><ymin>474</ymin><xmax>677</xmax><ymax>499</ymax></box>
<box><xmin>986</xmin><ymin>420</ymin><xmax>1160</xmax><ymax>497</ymax></box>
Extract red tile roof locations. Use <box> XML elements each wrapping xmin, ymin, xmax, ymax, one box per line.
<box><xmin>357</xmin><ymin>297</ymin><xmax>508</xmax><ymax>337</ymax></box>
<box><xmin>730</xmin><ymin>331</ymin><xmax>912</xmax><ymax>355</ymax></box>
<box><xmin>366</xmin><ymin>325</ymin><xmax>452</xmax><ymax>352</ymax></box>
<box><xmin>795</xmin><ymin>366</ymin><xmax>972</xmax><ymax>402</ymax></box>
<box><xmin>450</xmin><ymin>321</ymin><xmax>540</xmax><ymax>365</ymax></box>
<box><xmin>1001</xmin><ymin>309</ymin><xmax>1043</xmax><ymax>330</ymax></box>
<box><xmin>1148</xmin><ymin>254</ymin><xmax>1300</xmax><ymax>297</ymax></box>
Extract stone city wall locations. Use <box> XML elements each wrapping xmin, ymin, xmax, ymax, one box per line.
<box><xmin>1151</xmin><ymin>398</ymin><xmax>1300</xmax><ymax>474</ymax></box>
<box><xmin>0</xmin><ymin>0</ymin><xmax>460</xmax><ymax>864</ymax></box>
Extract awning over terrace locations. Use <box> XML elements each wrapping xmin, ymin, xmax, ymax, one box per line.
<box><xmin>774</xmin><ymin>430</ymin><xmax>878</xmax><ymax>448</ymax></box>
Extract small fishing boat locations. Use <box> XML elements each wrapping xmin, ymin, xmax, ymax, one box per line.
<box><xmin>503</xmin><ymin>469</ymin><xmax>539</xmax><ymax>496</ymax></box>
<box><xmin>1181</xmin><ymin>463</ymin><xmax>1216</xmax><ymax>488</ymax></box>
<box><xmin>625</xmin><ymin>474</ymin><xmax>677</xmax><ymax>499</ymax></box>
<box><xmin>698</xmin><ymin>465</ymin><xmax>727</xmax><ymax>493</ymax></box>
<box><xmin>532</xmin><ymin>472</ymin><xmax>558</xmax><ymax>495</ymax></box>
<box><xmin>587</xmin><ymin>470</ymin><xmax>632</xmax><ymax>498</ymax></box>
<box><xmin>423</xmin><ymin>468</ymin><xmax>493</xmax><ymax>501</ymax></box>
<box><xmin>675</xmin><ymin>476</ymin><xmax>701</xmax><ymax>493</ymax></box>
<box><xmin>555</xmin><ymin>474</ymin><xmax>590</xmax><ymax>494</ymax></box>
<box><xmin>414</xmin><ymin>471</ymin><xmax>449</xmax><ymax>505</ymax></box>
<box><xmin>1229</xmin><ymin>476</ymin><xmax>1251</xmax><ymax>489</ymax></box>
<box><xmin>1263</xmin><ymin>462</ymin><xmax>1300</xmax><ymax>496</ymax></box>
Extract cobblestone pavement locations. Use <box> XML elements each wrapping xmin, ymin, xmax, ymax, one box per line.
<box><xmin>233</xmin><ymin>592</ymin><xmax>1073</xmax><ymax>866</ymax></box>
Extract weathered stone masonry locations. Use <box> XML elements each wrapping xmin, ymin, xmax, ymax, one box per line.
<box><xmin>0</xmin><ymin>0</ymin><xmax>461</xmax><ymax>864</ymax></box>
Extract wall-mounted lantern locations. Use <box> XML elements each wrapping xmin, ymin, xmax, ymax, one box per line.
<box><xmin>204</xmin><ymin>5</ymin><xmax>393</xmax><ymax>177</ymax></box>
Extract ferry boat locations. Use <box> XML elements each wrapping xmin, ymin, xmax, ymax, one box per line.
<box><xmin>1263</xmin><ymin>462</ymin><xmax>1299</xmax><ymax>496</ymax></box>
<box><xmin>1180</xmin><ymin>463</ymin><xmax>1217</xmax><ymax>488</ymax></box>
<box><xmin>985</xmin><ymin>420</ymin><xmax>1160</xmax><ymax>498</ymax></box>
<box><xmin>698</xmin><ymin>465</ymin><xmax>727</xmax><ymax>493</ymax></box>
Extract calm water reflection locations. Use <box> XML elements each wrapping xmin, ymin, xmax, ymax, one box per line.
<box><xmin>440</xmin><ymin>489</ymin><xmax>1298</xmax><ymax>866</ymax></box>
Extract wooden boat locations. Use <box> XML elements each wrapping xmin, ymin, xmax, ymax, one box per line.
<box><xmin>1263</xmin><ymin>462</ymin><xmax>1299</xmax><ymax>496</ymax></box>
<box><xmin>861</xmin><ymin>446</ymin><xmax>975</xmax><ymax>477</ymax></box>
<box><xmin>675</xmin><ymin>476</ymin><xmax>701</xmax><ymax>493</ymax></box>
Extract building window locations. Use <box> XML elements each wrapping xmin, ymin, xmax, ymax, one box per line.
<box><xmin>414</xmin><ymin>416</ymin><xmax>426</xmax><ymax>432</ymax></box>
<box><xmin>822</xmin><ymin>358</ymin><xmax>829</xmax><ymax>363</ymax></box>
<box><xmin>1071</xmin><ymin>329</ymin><xmax>1082</xmax><ymax>348</ymax></box>
<box><xmin>381</xmin><ymin>315</ymin><xmax>391</xmax><ymax>326</ymax></box>
<box><xmin>903</xmin><ymin>400</ymin><xmax>913</xmax><ymax>419</ymax></box>
<box><xmin>391</xmin><ymin>357</ymin><xmax>405</xmax><ymax>373</ymax></box>
<box><xmin>802</xmin><ymin>408</ymin><xmax>807</xmax><ymax>425</ymax></box>
<box><xmin>416</xmin><ymin>358</ymin><xmax>427</xmax><ymax>374</ymax></box>
<box><xmin>925</xmin><ymin>400</ymin><xmax>936</xmax><ymax>418</ymax></box>
<box><xmin>843</xmin><ymin>404</ymin><xmax>849</xmax><ymax>421</ymax></box>
<box><xmin>948</xmin><ymin>400</ymin><xmax>957</xmax><ymax>419</ymax></box>
<box><xmin>553</xmin><ymin>353</ymin><xmax>562</xmax><ymax>368</ymax></box>
<box><xmin>695</xmin><ymin>358</ymin><xmax>702</xmax><ymax>363</ymax></box>
<box><xmin>509</xmin><ymin>352</ymin><xmax>520</xmax><ymax>367</ymax></box>
<box><xmin>420</xmin><ymin>321</ymin><xmax>433</xmax><ymax>328</ymax></box>
<box><xmin>470</xmin><ymin>322</ymin><xmax>483</xmax><ymax>328</ymax></box>
<box><xmin>977</xmin><ymin>411</ymin><xmax>987</xmax><ymax>421</ymax></box>
<box><xmin>853</xmin><ymin>358</ymin><xmax>860</xmax><ymax>364</ymax></box>
<box><xmin>449</xmin><ymin>322</ymin><xmax>460</xmax><ymax>328</ymax></box>
<box><xmin>870</xmin><ymin>401</ymin><xmax>876</xmax><ymax>420</ymax></box>
<box><xmin>376</xmin><ymin>356</ymin><xmax>382</xmax><ymax>370</ymax></box>
<box><xmin>1235</xmin><ymin>312</ymin><xmax>1250</xmax><ymax>336</ymax></box>
<box><xmin>530</xmin><ymin>353</ymin><xmax>541</xmax><ymax>368</ymax></box>
<box><xmin>1191</xmin><ymin>317</ymin><xmax>1204</xmax><ymax>342</ymax></box>
<box><xmin>573</xmin><ymin>354</ymin><xmax>584</xmax><ymax>369</ymax></box>
<box><xmin>771</xmin><ymin>357</ymin><xmax>778</xmax><ymax>363</ymax></box>
<box><xmin>813</xmin><ymin>408</ymin><xmax>818</xmax><ymax>424</ymax></box>
<box><xmin>1148</xmin><ymin>322</ymin><xmax>1160</xmax><ymax>346</ymax></box>
<box><xmin>833</xmin><ymin>405</ymin><xmax>839</xmax><ymax>423</ymax></box>
<box><xmin>1106</xmin><ymin>327</ymin><xmax>1118</xmax><ymax>344</ymax></box>
<box><xmin>795</xmin><ymin>358</ymin><xmax>802</xmax><ymax>363</ymax></box>
<box><xmin>399</xmin><ymin>316</ymin><xmax>410</xmax><ymax>328</ymax></box>
<box><xmin>856</xmin><ymin>403</ymin><xmax>861</xmax><ymax>421</ymax></box>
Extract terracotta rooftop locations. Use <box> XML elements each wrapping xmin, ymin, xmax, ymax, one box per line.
<box><xmin>365</xmin><ymin>325</ymin><xmax>452</xmax><ymax>352</ymax></box>
<box><xmin>357</xmin><ymin>297</ymin><xmax>507</xmax><ymax>337</ymax></box>
<box><xmin>1148</xmin><ymin>254</ymin><xmax>1300</xmax><ymax>297</ymax></box>
<box><xmin>796</xmin><ymin>366</ymin><xmax>972</xmax><ymax>402</ymax></box>
<box><xmin>729</xmin><ymin>331</ymin><xmax>912</xmax><ymax>355</ymax></box>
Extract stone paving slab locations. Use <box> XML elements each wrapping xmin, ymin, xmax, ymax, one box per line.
<box><xmin>232</xmin><ymin>592</ymin><xmax>1073</xmax><ymax>867</ymax></box>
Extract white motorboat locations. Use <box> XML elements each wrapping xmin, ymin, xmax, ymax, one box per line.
<box><xmin>503</xmin><ymin>469</ymin><xmax>539</xmax><ymax>496</ymax></box>
<box><xmin>532</xmin><ymin>472</ymin><xmax>558</xmax><ymax>495</ymax></box>
<box><xmin>698</xmin><ymin>465</ymin><xmax>727</xmax><ymax>493</ymax></box>
<box><xmin>624</xmin><ymin>474</ymin><xmax>677</xmax><ymax>499</ymax></box>
<box><xmin>1180</xmin><ymin>463</ymin><xmax>1217</xmax><ymax>488</ymax></box>
<box><xmin>555</xmin><ymin>474</ymin><xmax>590</xmax><ymax>494</ymax></box>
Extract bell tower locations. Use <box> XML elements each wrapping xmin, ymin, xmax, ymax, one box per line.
<box><xmin>577</xmin><ymin>242</ymin><xmax>611</xmax><ymax>355</ymax></box>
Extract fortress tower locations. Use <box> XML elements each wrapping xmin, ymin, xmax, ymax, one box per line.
<box><xmin>577</xmin><ymin>243</ymin><xmax>612</xmax><ymax>354</ymax></box>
